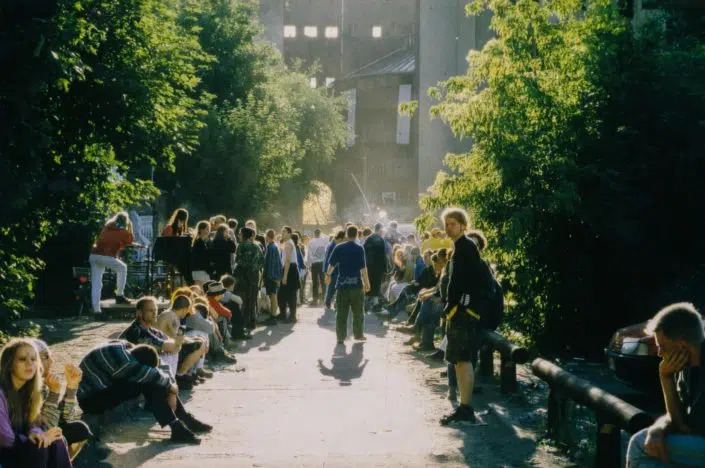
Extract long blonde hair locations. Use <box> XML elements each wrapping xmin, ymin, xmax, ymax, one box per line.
<box><xmin>0</xmin><ymin>339</ymin><xmax>44</xmax><ymax>432</ymax></box>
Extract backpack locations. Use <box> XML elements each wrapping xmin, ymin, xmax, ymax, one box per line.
<box><xmin>477</xmin><ymin>258</ymin><xmax>504</xmax><ymax>330</ymax></box>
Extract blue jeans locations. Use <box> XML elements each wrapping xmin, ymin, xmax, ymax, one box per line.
<box><xmin>414</xmin><ymin>300</ymin><xmax>443</xmax><ymax>347</ymax></box>
<box><xmin>627</xmin><ymin>428</ymin><xmax>705</xmax><ymax>467</ymax></box>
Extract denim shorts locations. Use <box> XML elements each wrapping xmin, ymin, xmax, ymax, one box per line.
<box><xmin>264</xmin><ymin>278</ymin><xmax>279</xmax><ymax>295</ymax></box>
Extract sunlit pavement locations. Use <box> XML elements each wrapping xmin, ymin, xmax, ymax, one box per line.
<box><xmin>88</xmin><ymin>306</ymin><xmax>551</xmax><ymax>467</ymax></box>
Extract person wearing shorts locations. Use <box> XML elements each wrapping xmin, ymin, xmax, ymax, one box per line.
<box><xmin>439</xmin><ymin>207</ymin><xmax>486</xmax><ymax>426</ymax></box>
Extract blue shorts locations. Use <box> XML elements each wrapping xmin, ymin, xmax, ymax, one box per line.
<box><xmin>264</xmin><ymin>278</ymin><xmax>279</xmax><ymax>295</ymax></box>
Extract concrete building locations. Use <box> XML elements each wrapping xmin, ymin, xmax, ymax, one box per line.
<box><xmin>416</xmin><ymin>1</ymin><xmax>492</xmax><ymax>196</ymax></box>
<box><xmin>258</xmin><ymin>0</ymin><xmax>493</xmax><ymax>224</ymax></box>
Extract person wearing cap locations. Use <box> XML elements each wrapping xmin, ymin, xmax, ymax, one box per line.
<box><xmin>363</xmin><ymin>223</ymin><xmax>388</xmax><ymax>312</ymax></box>
<box><xmin>205</xmin><ymin>281</ymin><xmax>234</xmax><ymax>343</ymax></box>
<box><xmin>34</xmin><ymin>339</ymin><xmax>92</xmax><ymax>461</ymax></box>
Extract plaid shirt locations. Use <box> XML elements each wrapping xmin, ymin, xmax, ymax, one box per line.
<box><xmin>77</xmin><ymin>341</ymin><xmax>172</xmax><ymax>400</ymax></box>
<box><xmin>119</xmin><ymin>320</ymin><xmax>168</xmax><ymax>351</ymax></box>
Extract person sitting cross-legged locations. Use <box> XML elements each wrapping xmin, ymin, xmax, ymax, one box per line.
<box><xmin>626</xmin><ymin>302</ymin><xmax>705</xmax><ymax>467</ymax></box>
<box><xmin>119</xmin><ymin>297</ymin><xmax>204</xmax><ymax>391</ymax></box>
<box><xmin>77</xmin><ymin>340</ymin><xmax>211</xmax><ymax>444</ymax></box>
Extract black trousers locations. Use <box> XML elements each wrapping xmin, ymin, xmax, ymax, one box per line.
<box><xmin>238</xmin><ymin>280</ymin><xmax>259</xmax><ymax>328</ymax></box>
<box><xmin>310</xmin><ymin>262</ymin><xmax>325</xmax><ymax>301</ymax></box>
<box><xmin>277</xmin><ymin>267</ymin><xmax>300</xmax><ymax>320</ymax></box>
<box><xmin>78</xmin><ymin>380</ymin><xmax>187</xmax><ymax>427</ymax></box>
<box><xmin>229</xmin><ymin>302</ymin><xmax>245</xmax><ymax>336</ymax></box>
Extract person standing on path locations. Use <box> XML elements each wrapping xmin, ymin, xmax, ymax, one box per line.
<box><xmin>234</xmin><ymin>227</ymin><xmax>264</xmax><ymax>330</ymax></box>
<box><xmin>88</xmin><ymin>212</ymin><xmax>137</xmax><ymax>316</ymax></box>
<box><xmin>263</xmin><ymin>229</ymin><xmax>282</xmax><ymax>323</ymax></box>
<box><xmin>307</xmin><ymin>229</ymin><xmax>328</xmax><ymax>307</ymax></box>
<box><xmin>323</xmin><ymin>230</ymin><xmax>345</xmax><ymax>311</ymax></box>
<box><xmin>326</xmin><ymin>225</ymin><xmax>370</xmax><ymax>344</ymax></box>
<box><xmin>363</xmin><ymin>223</ymin><xmax>387</xmax><ymax>312</ymax></box>
<box><xmin>277</xmin><ymin>226</ymin><xmax>300</xmax><ymax>323</ymax></box>
<box><xmin>439</xmin><ymin>207</ymin><xmax>485</xmax><ymax>425</ymax></box>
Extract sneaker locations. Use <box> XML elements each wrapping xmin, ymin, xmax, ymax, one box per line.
<box><xmin>170</xmin><ymin>420</ymin><xmax>201</xmax><ymax>444</ymax></box>
<box><xmin>181</xmin><ymin>413</ymin><xmax>213</xmax><ymax>433</ymax></box>
<box><xmin>114</xmin><ymin>295</ymin><xmax>133</xmax><ymax>305</ymax></box>
<box><xmin>440</xmin><ymin>405</ymin><xmax>476</xmax><ymax>426</ymax></box>
<box><xmin>448</xmin><ymin>388</ymin><xmax>458</xmax><ymax>401</ymax></box>
<box><xmin>336</xmin><ymin>340</ymin><xmax>344</xmax><ymax>345</ymax></box>
<box><xmin>354</xmin><ymin>335</ymin><xmax>366</xmax><ymax>342</ymax></box>
<box><xmin>196</xmin><ymin>368</ymin><xmax>213</xmax><ymax>379</ymax></box>
<box><xmin>427</xmin><ymin>349</ymin><xmax>445</xmax><ymax>361</ymax></box>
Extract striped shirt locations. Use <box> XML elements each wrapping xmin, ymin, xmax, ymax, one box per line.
<box><xmin>77</xmin><ymin>341</ymin><xmax>172</xmax><ymax>400</ymax></box>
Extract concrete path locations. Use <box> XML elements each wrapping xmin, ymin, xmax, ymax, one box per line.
<box><xmin>79</xmin><ymin>306</ymin><xmax>567</xmax><ymax>467</ymax></box>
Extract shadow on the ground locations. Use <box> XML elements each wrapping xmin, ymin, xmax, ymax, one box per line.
<box><xmin>315</xmin><ymin>306</ymin><xmax>389</xmax><ymax>339</ymax></box>
<box><xmin>317</xmin><ymin>342</ymin><xmax>369</xmax><ymax>386</ymax></box>
<box><xmin>236</xmin><ymin>322</ymin><xmax>295</xmax><ymax>354</ymax></box>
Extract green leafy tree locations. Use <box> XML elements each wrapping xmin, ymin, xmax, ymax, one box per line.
<box><xmin>421</xmin><ymin>0</ymin><xmax>705</xmax><ymax>354</ymax></box>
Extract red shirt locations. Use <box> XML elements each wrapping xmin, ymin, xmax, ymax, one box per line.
<box><xmin>207</xmin><ymin>296</ymin><xmax>232</xmax><ymax>320</ymax></box>
<box><xmin>91</xmin><ymin>223</ymin><xmax>133</xmax><ymax>257</ymax></box>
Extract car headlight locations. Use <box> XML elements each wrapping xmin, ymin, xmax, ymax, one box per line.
<box><xmin>620</xmin><ymin>338</ymin><xmax>650</xmax><ymax>356</ymax></box>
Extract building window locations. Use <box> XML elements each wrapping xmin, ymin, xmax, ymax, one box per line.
<box><xmin>325</xmin><ymin>26</ymin><xmax>339</xmax><ymax>38</ymax></box>
<box><xmin>325</xmin><ymin>77</ymin><xmax>335</xmax><ymax>87</ymax></box>
<box><xmin>372</xmin><ymin>25</ymin><xmax>382</xmax><ymax>38</ymax></box>
<box><xmin>303</xmin><ymin>26</ymin><xmax>318</xmax><ymax>38</ymax></box>
<box><xmin>309</xmin><ymin>77</ymin><xmax>317</xmax><ymax>88</ymax></box>
<box><xmin>283</xmin><ymin>25</ymin><xmax>297</xmax><ymax>38</ymax></box>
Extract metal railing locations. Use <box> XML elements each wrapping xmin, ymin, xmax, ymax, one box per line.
<box><xmin>477</xmin><ymin>329</ymin><xmax>529</xmax><ymax>393</ymax></box>
<box><xmin>531</xmin><ymin>358</ymin><xmax>654</xmax><ymax>467</ymax></box>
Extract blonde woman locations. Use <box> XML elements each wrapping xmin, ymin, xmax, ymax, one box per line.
<box><xmin>0</xmin><ymin>339</ymin><xmax>72</xmax><ymax>467</ymax></box>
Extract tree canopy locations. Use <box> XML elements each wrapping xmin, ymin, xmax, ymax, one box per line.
<box><xmin>420</xmin><ymin>0</ymin><xmax>705</xmax><ymax>355</ymax></box>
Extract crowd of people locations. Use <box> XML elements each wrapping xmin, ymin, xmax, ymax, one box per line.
<box><xmin>2</xmin><ymin>207</ymin><xmax>703</xmax><ymax>467</ymax></box>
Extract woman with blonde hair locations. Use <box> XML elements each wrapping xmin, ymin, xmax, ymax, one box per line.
<box><xmin>0</xmin><ymin>339</ymin><xmax>72</xmax><ymax>467</ymax></box>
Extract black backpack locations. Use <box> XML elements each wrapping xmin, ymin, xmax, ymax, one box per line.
<box><xmin>477</xmin><ymin>258</ymin><xmax>504</xmax><ymax>330</ymax></box>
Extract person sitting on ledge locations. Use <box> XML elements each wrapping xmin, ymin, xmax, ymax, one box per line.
<box><xmin>119</xmin><ymin>297</ymin><xmax>205</xmax><ymax>391</ymax></box>
<box><xmin>156</xmin><ymin>296</ymin><xmax>212</xmax><ymax>383</ymax></box>
<box><xmin>33</xmin><ymin>340</ymin><xmax>92</xmax><ymax>461</ymax></box>
<box><xmin>77</xmin><ymin>340</ymin><xmax>211</xmax><ymax>445</ymax></box>
<box><xmin>626</xmin><ymin>302</ymin><xmax>705</xmax><ymax>467</ymax></box>
<box><xmin>0</xmin><ymin>339</ymin><xmax>72</xmax><ymax>468</ymax></box>
<box><xmin>88</xmin><ymin>211</ymin><xmax>139</xmax><ymax>317</ymax></box>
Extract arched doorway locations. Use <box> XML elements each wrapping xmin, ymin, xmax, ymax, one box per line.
<box><xmin>302</xmin><ymin>181</ymin><xmax>336</xmax><ymax>226</ymax></box>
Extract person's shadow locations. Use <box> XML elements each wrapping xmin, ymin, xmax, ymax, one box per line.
<box><xmin>317</xmin><ymin>342</ymin><xmax>369</xmax><ymax>386</ymax></box>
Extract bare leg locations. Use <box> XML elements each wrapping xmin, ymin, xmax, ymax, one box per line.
<box><xmin>269</xmin><ymin>293</ymin><xmax>279</xmax><ymax>317</ymax></box>
<box><xmin>178</xmin><ymin>343</ymin><xmax>207</xmax><ymax>375</ymax></box>
<box><xmin>455</xmin><ymin>361</ymin><xmax>475</xmax><ymax>406</ymax></box>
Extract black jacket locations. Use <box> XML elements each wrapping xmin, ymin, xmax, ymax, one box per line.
<box><xmin>190</xmin><ymin>238</ymin><xmax>211</xmax><ymax>272</ymax></box>
<box><xmin>211</xmin><ymin>237</ymin><xmax>236</xmax><ymax>277</ymax></box>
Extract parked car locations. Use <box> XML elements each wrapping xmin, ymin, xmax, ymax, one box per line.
<box><xmin>605</xmin><ymin>322</ymin><xmax>661</xmax><ymax>392</ymax></box>
<box><xmin>605</xmin><ymin>317</ymin><xmax>705</xmax><ymax>393</ymax></box>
